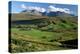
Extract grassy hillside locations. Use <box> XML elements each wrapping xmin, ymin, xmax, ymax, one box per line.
<box><xmin>11</xmin><ymin>13</ymin><xmax>48</xmax><ymax>21</ymax></box>
<box><xmin>9</xmin><ymin>13</ymin><xmax>78</xmax><ymax>53</ymax></box>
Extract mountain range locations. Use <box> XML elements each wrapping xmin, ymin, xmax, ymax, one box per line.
<box><xmin>21</xmin><ymin>9</ymin><xmax>75</xmax><ymax>17</ymax></box>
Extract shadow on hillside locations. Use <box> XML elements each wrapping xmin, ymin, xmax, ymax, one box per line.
<box><xmin>11</xmin><ymin>18</ymin><xmax>47</xmax><ymax>24</ymax></box>
<box><xmin>59</xmin><ymin>39</ymin><xmax>78</xmax><ymax>49</ymax></box>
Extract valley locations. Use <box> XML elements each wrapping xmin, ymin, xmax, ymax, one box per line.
<box><xmin>9</xmin><ymin>13</ymin><xmax>78</xmax><ymax>53</ymax></box>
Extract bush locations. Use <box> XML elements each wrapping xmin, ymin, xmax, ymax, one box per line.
<box><xmin>48</xmin><ymin>39</ymin><xmax>58</xmax><ymax>42</ymax></box>
<box><xmin>39</xmin><ymin>27</ymin><xmax>48</xmax><ymax>31</ymax></box>
<box><xmin>37</xmin><ymin>22</ymin><xmax>48</xmax><ymax>28</ymax></box>
<box><xmin>41</xmin><ymin>36</ymin><xmax>47</xmax><ymax>39</ymax></box>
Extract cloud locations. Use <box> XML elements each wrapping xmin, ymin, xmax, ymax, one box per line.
<box><xmin>21</xmin><ymin>4</ymin><xmax>27</xmax><ymax>9</ymax></box>
<box><xmin>20</xmin><ymin>4</ymin><xmax>72</xmax><ymax>14</ymax></box>
<box><xmin>48</xmin><ymin>5</ymin><xmax>71</xmax><ymax>14</ymax></box>
<box><xmin>21</xmin><ymin>4</ymin><xmax>46</xmax><ymax>12</ymax></box>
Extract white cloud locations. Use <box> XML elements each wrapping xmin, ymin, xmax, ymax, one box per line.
<box><xmin>48</xmin><ymin>5</ymin><xmax>57</xmax><ymax>12</ymax></box>
<box><xmin>48</xmin><ymin>5</ymin><xmax>71</xmax><ymax>14</ymax></box>
<box><xmin>21</xmin><ymin>4</ymin><xmax>46</xmax><ymax>12</ymax></box>
<box><xmin>20</xmin><ymin>4</ymin><xmax>72</xmax><ymax>14</ymax></box>
<box><xmin>21</xmin><ymin>4</ymin><xmax>27</xmax><ymax>9</ymax></box>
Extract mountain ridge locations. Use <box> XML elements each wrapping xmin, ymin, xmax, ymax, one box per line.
<box><xmin>20</xmin><ymin>9</ymin><xmax>76</xmax><ymax>17</ymax></box>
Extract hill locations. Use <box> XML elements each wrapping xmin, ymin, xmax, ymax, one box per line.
<box><xmin>9</xmin><ymin>12</ymin><xmax>78</xmax><ymax>53</ymax></box>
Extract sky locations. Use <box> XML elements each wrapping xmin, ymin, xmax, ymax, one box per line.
<box><xmin>9</xmin><ymin>1</ymin><xmax>78</xmax><ymax>16</ymax></box>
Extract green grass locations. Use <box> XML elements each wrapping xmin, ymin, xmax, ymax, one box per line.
<box><xmin>10</xmin><ymin>28</ymin><xmax>70</xmax><ymax>53</ymax></box>
<box><xmin>10</xmin><ymin>20</ymin><xmax>77</xmax><ymax>52</ymax></box>
<box><xmin>11</xmin><ymin>28</ymin><xmax>62</xmax><ymax>41</ymax></box>
<box><xmin>11</xmin><ymin>27</ymin><xmax>77</xmax><ymax>41</ymax></box>
<box><xmin>10</xmin><ymin>14</ymin><xmax>78</xmax><ymax>52</ymax></box>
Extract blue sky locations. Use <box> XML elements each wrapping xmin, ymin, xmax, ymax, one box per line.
<box><xmin>9</xmin><ymin>1</ymin><xmax>78</xmax><ymax>16</ymax></box>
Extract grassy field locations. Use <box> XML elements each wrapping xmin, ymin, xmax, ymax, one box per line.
<box><xmin>9</xmin><ymin>13</ymin><xmax>78</xmax><ymax>53</ymax></box>
<box><xmin>11</xmin><ymin>28</ymin><xmax>77</xmax><ymax>42</ymax></box>
<box><xmin>10</xmin><ymin>28</ymin><xmax>70</xmax><ymax>52</ymax></box>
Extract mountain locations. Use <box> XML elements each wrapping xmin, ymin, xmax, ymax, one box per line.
<box><xmin>21</xmin><ymin>9</ymin><xmax>75</xmax><ymax>17</ymax></box>
<box><xmin>21</xmin><ymin>9</ymin><xmax>42</xmax><ymax>16</ymax></box>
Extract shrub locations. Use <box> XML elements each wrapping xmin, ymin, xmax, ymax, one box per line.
<box><xmin>39</xmin><ymin>27</ymin><xmax>48</xmax><ymax>31</ymax></box>
<box><xmin>48</xmin><ymin>39</ymin><xmax>57</xmax><ymax>42</ymax></box>
<box><xmin>41</xmin><ymin>36</ymin><xmax>47</xmax><ymax>39</ymax></box>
